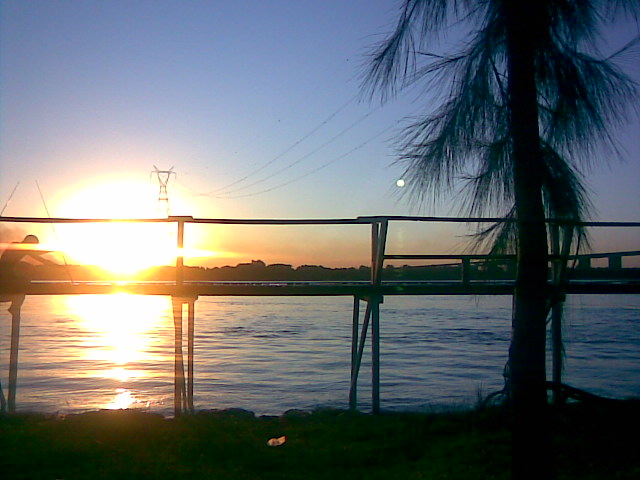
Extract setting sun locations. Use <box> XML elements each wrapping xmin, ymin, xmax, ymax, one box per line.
<box><xmin>58</xmin><ymin>222</ymin><xmax>178</xmax><ymax>276</ymax></box>
<box><xmin>50</xmin><ymin>177</ymin><xmax>202</xmax><ymax>276</ymax></box>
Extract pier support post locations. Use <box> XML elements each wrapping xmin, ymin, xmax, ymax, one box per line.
<box><xmin>172</xmin><ymin>296</ymin><xmax>197</xmax><ymax>416</ymax></box>
<box><xmin>7</xmin><ymin>297</ymin><xmax>25</xmax><ymax>413</ymax></box>
<box><xmin>371</xmin><ymin>295</ymin><xmax>381</xmax><ymax>414</ymax></box>
<box><xmin>348</xmin><ymin>295</ymin><xmax>382</xmax><ymax>413</ymax></box>
<box><xmin>550</xmin><ymin>223</ymin><xmax>567</xmax><ymax>405</ymax></box>
<box><xmin>349</xmin><ymin>299</ymin><xmax>371</xmax><ymax>410</ymax></box>
<box><xmin>347</xmin><ymin>221</ymin><xmax>389</xmax><ymax>413</ymax></box>
<box><xmin>550</xmin><ymin>295</ymin><xmax>564</xmax><ymax>404</ymax></box>
<box><xmin>170</xmin><ymin>216</ymin><xmax>196</xmax><ymax>415</ymax></box>
<box><xmin>172</xmin><ymin>297</ymin><xmax>186</xmax><ymax>416</ymax></box>
<box><xmin>187</xmin><ymin>298</ymin><xmax>195</xmax><ymax>413</ymax></box>
<box><xmin>349</xmin><ymin>296</ymin><xmax>360</xmax><ymax>410</ymax></box>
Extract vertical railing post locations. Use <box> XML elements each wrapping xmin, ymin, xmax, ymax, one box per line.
<box><xmin>175</xmin><ymin>217</ymin><xmax>185</xmax><ymax>287</ymax></box>
<box><xmin>371</xmin><ymin>221</ymin><xmax>388</xmax><ymax>285</ymax></box>
<box><xmin>461</xmin><ymin>257</ymin><xmax>471</xmax><ymax>287</ymax></box>
<box><xmin>608</xmin><ymin>254</ymin><xmax>622</xmax><ymax>270</ymax></box>
<box><xmin>369</xmin><ymin>220</ymin><xmax>387</xmax><ymax>414</ymax></box>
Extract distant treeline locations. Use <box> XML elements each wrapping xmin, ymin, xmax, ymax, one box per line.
<box><xmin>31</xmin><ymin>259</ymin><xmax>640</xmax><ymax>282</ymax></box>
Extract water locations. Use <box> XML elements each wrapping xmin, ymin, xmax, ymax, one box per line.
<box><xmin>1</xmin><ymin>294</ymin><xmax>638</xmax><ymax>416</ymax></box>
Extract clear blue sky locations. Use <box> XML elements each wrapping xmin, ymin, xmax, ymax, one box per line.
<box><xmin>1</xmin><ymin>1</ymin><xmax>638</xmax><ymax>266</ymax></box>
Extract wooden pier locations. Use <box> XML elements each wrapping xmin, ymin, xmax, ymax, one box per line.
<box><xmin>1</xmin><ymin>215</ymin><xmax>639</xmax><ymax>415</ymax></box>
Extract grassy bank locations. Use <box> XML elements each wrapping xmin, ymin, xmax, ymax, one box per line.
<box><xmin>1</xmin><ymin>401</ymin><xmax>638</xmax><ymax>479</ymax></box>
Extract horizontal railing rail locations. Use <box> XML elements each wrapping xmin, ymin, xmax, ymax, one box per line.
<box><xmin>2</xmin><ymin>214</ymin><xmax>639</xmax><ymax>226</ymax></box>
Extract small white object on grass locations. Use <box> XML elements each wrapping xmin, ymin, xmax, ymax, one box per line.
<box><xmin>267</xmin><ymin>436</ymin><xmax>287</xmax><ymax>447</ymax></box>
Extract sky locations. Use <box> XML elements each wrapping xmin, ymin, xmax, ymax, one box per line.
<box><xmin>1</xmin><ymin>0</ymin><xmax>639</xmax><ymax>269</ymax></box>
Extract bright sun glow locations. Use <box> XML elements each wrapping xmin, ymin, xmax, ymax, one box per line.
<box><xmin>52</xmin><ymin>178</ymin><xmax>217</xmax><ymax>276</ymax></box>
<box><xmin>57</xmin><ymin>177</ymin><xmax>167</xmax><ymax>219</ymax></box>
<box><xmin>59</xmin><ymin>222</ymin><xmax>178</xmax><ymax>276</ymax></box>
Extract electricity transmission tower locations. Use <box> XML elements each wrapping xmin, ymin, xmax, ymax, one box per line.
<box><xmin>151</xmin><ymin>166</ymin><xmax>176</xmax><ymax>217</ymax></box>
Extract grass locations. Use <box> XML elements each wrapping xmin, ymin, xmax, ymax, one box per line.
<box><xmin>1</xmin><ymin>401</ymin><xmax>638</xmax><ymax>479</ymax></box>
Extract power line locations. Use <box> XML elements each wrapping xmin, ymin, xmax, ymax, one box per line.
<box><xmin>202</xmin><ymin>95</ymin><xmax>358</xmax><ymax>196</ymax></box>
<box><xmin>177</xmin><ymin>89</ymin><xmax>419</xmax><ymax>199</ymax></box>
<box><xmin>212</xmin><ymin>104</ymin><xmax>383</xmax><ymax>196</ymax></box>
<box><xmin>0</xmin><ymin>182</ymin><xmax>20</xmax><ymax>216</ymax></box>
<box><xmin>35</xmin><ymin>181</ymin><xmax>75</xmax><ymax>284</ymax></box>
<box><xmin>211</xmin><ymin>115</ymin><xmax>408</xmax><ymax>199</ymax></box>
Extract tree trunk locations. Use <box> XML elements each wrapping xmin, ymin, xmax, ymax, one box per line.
<box><xmin>505</xmin><ymin>2</ymin><xmax>553</xmax><ymax>479</ymax></box>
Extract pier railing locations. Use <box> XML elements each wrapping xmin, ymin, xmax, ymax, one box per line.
<box><xmin>1</xmin><ymin>215</ymin><xmax>639</xmax><ymax>414</ymax></box>
<box><xmin>1</xmin><ymin>214</ymin><xmax>638</xmax><ymax>293</ymax></box>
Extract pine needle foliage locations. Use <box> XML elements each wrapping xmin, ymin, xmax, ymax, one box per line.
<box><xmin>363</xmin><ymin>0</ymin><xmax>638</xmax><ymax>255</ymax></box>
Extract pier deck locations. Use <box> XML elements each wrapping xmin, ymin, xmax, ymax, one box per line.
<box><xmin>22</xmin><ymin>278</ymin><xmax>640</xmax><ymax>297</ymax></box>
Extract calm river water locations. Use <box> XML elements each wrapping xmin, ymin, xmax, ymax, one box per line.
<box><xmin>1</xmin><ymin>294</ymin><xmax>638</xmax><ymax>416</ymax></box>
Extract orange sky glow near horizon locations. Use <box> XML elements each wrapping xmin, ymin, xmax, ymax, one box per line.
<box><xmin>1</xmin><ymin>174</ymin><xmax>638</xmax><ymax>275</ymax></box>
<box><xmin>0</xmin><ymin>177</ymin><xmax>467</xmax><ymax>274</ymax></box>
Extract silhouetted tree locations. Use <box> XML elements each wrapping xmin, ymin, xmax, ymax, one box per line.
<box><xmin>363</xmin><ymin>1</ymin><xmax>638</xmax><ymax>478</ymax></box>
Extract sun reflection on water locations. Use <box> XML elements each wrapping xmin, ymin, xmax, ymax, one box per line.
<box><xmin>59</xmin><ymin>294</ymin><xmax>172</xmax><ymax>408</ymax></box>
<box><xmin>106</xmin><ymin>388</ymin><xmax>150</xmax><ymax>410</ymax></box>
<box><xmin>105</xmin><ymin>367</ymin><xmax>148</xmax><ymax>382</ymax></box>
